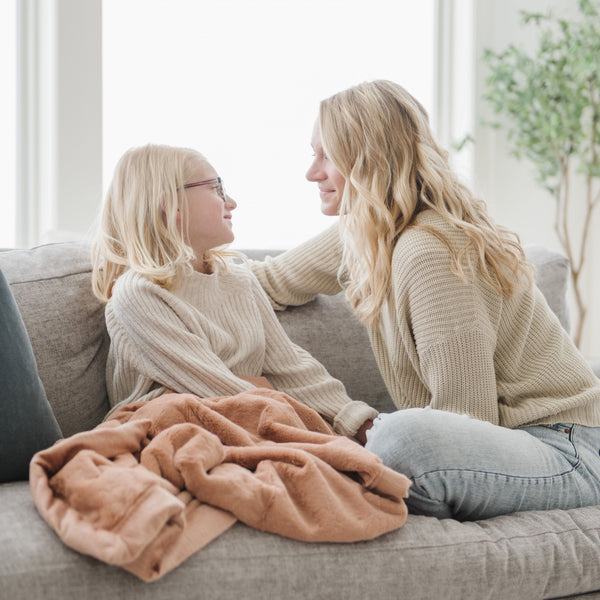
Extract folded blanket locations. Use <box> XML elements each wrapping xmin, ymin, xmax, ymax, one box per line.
<box><xmin>30</xmin><ymin>389</ymin><xmax>410</xmax><ymax>581</ymax></box>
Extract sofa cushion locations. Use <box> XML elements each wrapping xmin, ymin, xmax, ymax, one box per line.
<box><xmin>523</xmin><ymin>243</ymin><xmax>571</xmax><ymax>332</ymax></box>
<box><xmin>2</xmin><ymin>480</ymin><xmax>600</xmax><ymax>599</ymax></box>
<box><xmin>0</xmin><ymin>244</ymin><xmax>110</xmax><ymax>437</ymax></box>
<box><xmin>0</xmin><ymin>270</ymin><xmax>62</xmax><ymax>481</ymax></box>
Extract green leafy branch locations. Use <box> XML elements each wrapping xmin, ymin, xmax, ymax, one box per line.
<box><xmin>483</xmin><ymin>0</ymin><xmax>600</xmax><ymax>347</ymax></box>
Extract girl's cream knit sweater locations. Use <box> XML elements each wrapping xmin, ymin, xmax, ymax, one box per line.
<box><xmin>105</xmin><ymin>263</ymin><xmax>377</xmax><ymax>437</ymax></box>
<box><xmin>250</xmin><ymin>210</ymin><xmax>600</xmax><ymax>429</ymax></box>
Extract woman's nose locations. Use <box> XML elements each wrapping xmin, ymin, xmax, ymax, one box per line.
<box><xmin>306</xmin><ymin>160</ymin><xmax>323</xmax><ymax>182</ymax></box>
<box><xmin>225</xmin><ymin>194</ymin><xmax>237</xmax><ymax>210</ymax></box>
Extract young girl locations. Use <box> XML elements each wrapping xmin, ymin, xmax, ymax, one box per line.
<box><xmin>250</xmin><ymin>80</ymin><xmax>600</xmax><ymax>520</ymax></box>
<box><xmin>91</xmin><ymin>144</ymin><xmax>377</xmax><ymax>438</ymax></box>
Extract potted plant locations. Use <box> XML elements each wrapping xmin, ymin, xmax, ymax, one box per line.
<box><xmin>482</xmin><ymin>0</ymin><xmax>600</xmax><ymax>348</ymax></box>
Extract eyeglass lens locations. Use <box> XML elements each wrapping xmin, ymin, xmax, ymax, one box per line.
<box><xmin>217</xmin><ymin>179</ymin><xmax>227</xmax><ymax>201</ymax></box>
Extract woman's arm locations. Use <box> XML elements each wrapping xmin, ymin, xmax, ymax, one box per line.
<box><xmin>393</xmin><ymin>231</ymin><xmax>501</xmax><ymax>424</ymax></box>
<box><xmin>248</xmin><ymin>273</ymin><xmax>378</xmax><ymax>437</ymax></box>
<box><xmin>248</xmin><ymin>223</ymin><xmax>344</xmax><ymax>310</ymax></box>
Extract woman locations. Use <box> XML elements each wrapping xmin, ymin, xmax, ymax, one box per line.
<box><xmin>91</xmin><ymin>144</ymin><xmax>376</xmax><ymax>438</ymax></box>
<box><xmin>250</xmin><ymin>80</ymin><xmax>600</xmax><ymax>520</ymax></box>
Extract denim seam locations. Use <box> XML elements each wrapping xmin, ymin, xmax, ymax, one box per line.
<box><xmin>412</xmin><ymin>464</ymin><xmax>578</xmax><ymax>485</ymax></box>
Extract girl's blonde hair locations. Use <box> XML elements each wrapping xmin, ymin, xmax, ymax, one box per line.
<box><xmin>92</xmin><ymin>143</ymin><xmax>230</xmax><ymax>303</ymax></box>
<box><xmin>320</xmin><ymin>80</ymin><xmax>532</xmax><ymax>325</ymax></box>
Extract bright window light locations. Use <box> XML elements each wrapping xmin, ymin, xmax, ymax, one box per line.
<box><xmin>103</xmin><ymin>0</ymin><xmax>435</xmax><ymax>249</ymax></box>
<box><xmin>0</xmin><ymin>0</ymin><xmax>16</xmax><ymax>248</ymax></box>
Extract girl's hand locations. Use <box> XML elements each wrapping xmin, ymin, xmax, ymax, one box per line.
<box><xmin>355</xmin><ymin>419</ymin><xmax>374</xmax><ymax>445</ymax></box>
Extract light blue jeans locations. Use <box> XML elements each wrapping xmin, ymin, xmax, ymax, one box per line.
<box><xmin>365</xmin><ymin>408</ymin><xmax>600</xmax><ymax>521</ymax></box>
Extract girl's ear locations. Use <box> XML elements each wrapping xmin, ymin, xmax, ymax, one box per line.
<box><xmin>160</xmin><ymin>200</ymin><xmax>181</xmax><ymax>220</ymax></box>
<box><xmin>159</xmin><ymin>203</ymin><xmax>180</xmax><ymax>230</ymax></box>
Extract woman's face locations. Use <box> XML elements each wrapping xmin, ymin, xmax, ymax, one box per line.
<box><xmin>306</xmin><ymin>120</ymin><xmax>346</xmax><ymax>216</ymax></box>
<box><xmin>181</xmin><ymin>160</ymin><xmax>236</xmax><ymax>270</ymax></box>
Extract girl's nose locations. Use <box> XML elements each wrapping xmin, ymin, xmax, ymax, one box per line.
<box><xmin>225</xmin><ymin>194</ymin><xmax>237</xmax><ymax>209</ymax></box>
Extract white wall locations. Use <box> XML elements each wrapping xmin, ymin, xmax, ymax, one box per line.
<box><xmin>471</xmin><ymin>0</ymin><xmax>600</xmax><ymax>358</ymax></box>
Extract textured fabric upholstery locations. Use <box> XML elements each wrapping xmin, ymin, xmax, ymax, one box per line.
<box><xmin>523</xmin><ymin>243</ymin><xmax>571</xmax><ymax>333</ymax></box>
<box><xmin>2</xmin><ymin>481</ymin><xmax>600</xmax><ymax>599</ymax></box>
<box><xmin>0</xmin><ymin>243</ymin><xmax>110</xmax><ymax>436</ymax></box>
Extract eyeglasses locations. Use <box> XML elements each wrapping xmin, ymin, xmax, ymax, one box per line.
<box><xmin>183</xmin><ymin>177</ymin><xmax>227</xmax><ymax>202</ymax></box>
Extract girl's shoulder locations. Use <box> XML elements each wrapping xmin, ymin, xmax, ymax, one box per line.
<box><xmin>227</xmin><ymin>260</ymin><xmax>265</xmax><ymax>291</ymax></box>
<box><xmin>110</xmin><ymin>269</ymin><xmax>175</xmax><ymax>309</ymax></box>
<box><xmin>112</xmin><ymin>268</ymin><xmax>155</xmax><ymax>295</ymax></box>
<box><xmin>186</xmin><ymin>260</ymin><xmax>259</xmax><ymax>297</ymax></box>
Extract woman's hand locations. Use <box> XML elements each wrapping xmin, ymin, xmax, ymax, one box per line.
<box><xmin>355</xmin><ymin>419</ymin><xmax>374</xmax><ymax>445</ymax></box>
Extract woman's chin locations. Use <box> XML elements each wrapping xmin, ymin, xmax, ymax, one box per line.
<box><xmin>320</xmin><ymin>200</ymin><xmax>340</xmax><ymax>217</ymax></box>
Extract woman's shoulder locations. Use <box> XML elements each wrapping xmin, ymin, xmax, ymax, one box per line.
<box><xmin>393</xmin><ymin>211</ymin><xmax>456</xmax><ymax>262</ymax></box>
<box><xmin>391</xmin><ymin>211</ymin><xmax>472</xmax><ymax>295</ymax></box>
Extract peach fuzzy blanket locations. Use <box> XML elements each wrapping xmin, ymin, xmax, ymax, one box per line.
<box><xmin>30</xmin><ymin>389</ymin><xmax>410</xmax><ymax>581</ymax></box>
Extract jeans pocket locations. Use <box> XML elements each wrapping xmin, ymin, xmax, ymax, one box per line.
<box><xmin>525</xmin><ymin>424</ymin><xmax>580</xmax><ymax>467</ymax></box>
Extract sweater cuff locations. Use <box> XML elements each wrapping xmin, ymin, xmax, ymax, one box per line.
<box><xmin>333</xmin><ymin>401</ymin><xmax>379</xmax><ymax>438</ymax></box>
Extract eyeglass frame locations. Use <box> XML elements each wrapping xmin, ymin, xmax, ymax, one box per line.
<box><xmin>183</xmin><ymin>177</ymin><xmax>227</xmax><ymax>202</ymax></box>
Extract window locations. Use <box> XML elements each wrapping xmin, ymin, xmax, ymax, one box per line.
<box><xmin>0</xmin><ymin>0</ymin><xmax>16</xmax><ymax>248</ymax></box>
<box><xmin>103</xmin><ymin>0</ymin><xmax>435</xmax><ymax>249</ymax></box>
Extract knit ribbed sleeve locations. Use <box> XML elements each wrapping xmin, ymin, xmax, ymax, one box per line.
<box><xmin>248</xmin><ymin>273</ymin><xmax>377</xmax><ymax>436</ymax></box>
<box><xmin>389</xmin><ymin>226</ymin><xmax>501</xmax><ymax>423</ymax></box>
<box><xmin>249</xmin><ymin>222</ymin><xmax>344</xmax><ymax>310</ymax></box>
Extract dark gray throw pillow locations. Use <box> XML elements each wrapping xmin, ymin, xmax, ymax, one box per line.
<box><xmin>0</xmin><ymin>269</ymin><xmax>62</xmax><ymax>482</ymax></box>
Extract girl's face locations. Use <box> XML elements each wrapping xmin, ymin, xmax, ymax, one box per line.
<box><xmin>305</xmin><ymin>120</ymin><xmax>346</xmax><ymax>216</ymax></box>
<box><xmin>181</xmin><ymin>160</ymin><xmax>236</xmax><ymax>270</ymax></box>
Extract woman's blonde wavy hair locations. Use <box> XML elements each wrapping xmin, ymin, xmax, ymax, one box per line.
<box><xmin>92</xmin><ymin>143</ymin><xmax>231</xmax><ymax>303</ymax></box>
<box><xmin>320</xmin><ymin>80</ymin><xmax>532</xmax><ymax>326</ymax></box>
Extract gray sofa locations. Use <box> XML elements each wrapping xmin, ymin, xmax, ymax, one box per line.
<box><xmin>1</xmin><ymin>241</ymin><xmax>600</xmax><ymax>600</ymax></box>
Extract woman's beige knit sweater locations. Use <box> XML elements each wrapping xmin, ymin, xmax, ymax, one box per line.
<box><xmin>105</xmin><ymin>263</ymin><xmax>377</xmax><ymax>437</ymax></box>
<box><xmin>250</xmin><ymin>210</ymin><xmax>600</xmax><ymax>429</ymax></box>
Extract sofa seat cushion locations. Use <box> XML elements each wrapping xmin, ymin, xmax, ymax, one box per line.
<box><xmin>2</xmin><ymin>480</ymin><xmax>600</xmax><ymax>599</ymax></box>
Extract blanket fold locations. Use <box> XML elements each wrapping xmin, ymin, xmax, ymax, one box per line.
<box><xmin>30</xmin><ymin>389</ymin><xmax>409</xmax><ymax>581</ymax></box>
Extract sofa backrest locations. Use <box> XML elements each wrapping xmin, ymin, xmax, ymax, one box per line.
<box><xmin>0</xmin><ymin>242</ymin><xmax>571</xmax><ymax>436</ymax></box>
<box><xmin>0</xmin><ymin>243</ymin><xmax>109</xmax><ymax>436</ymax></box>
